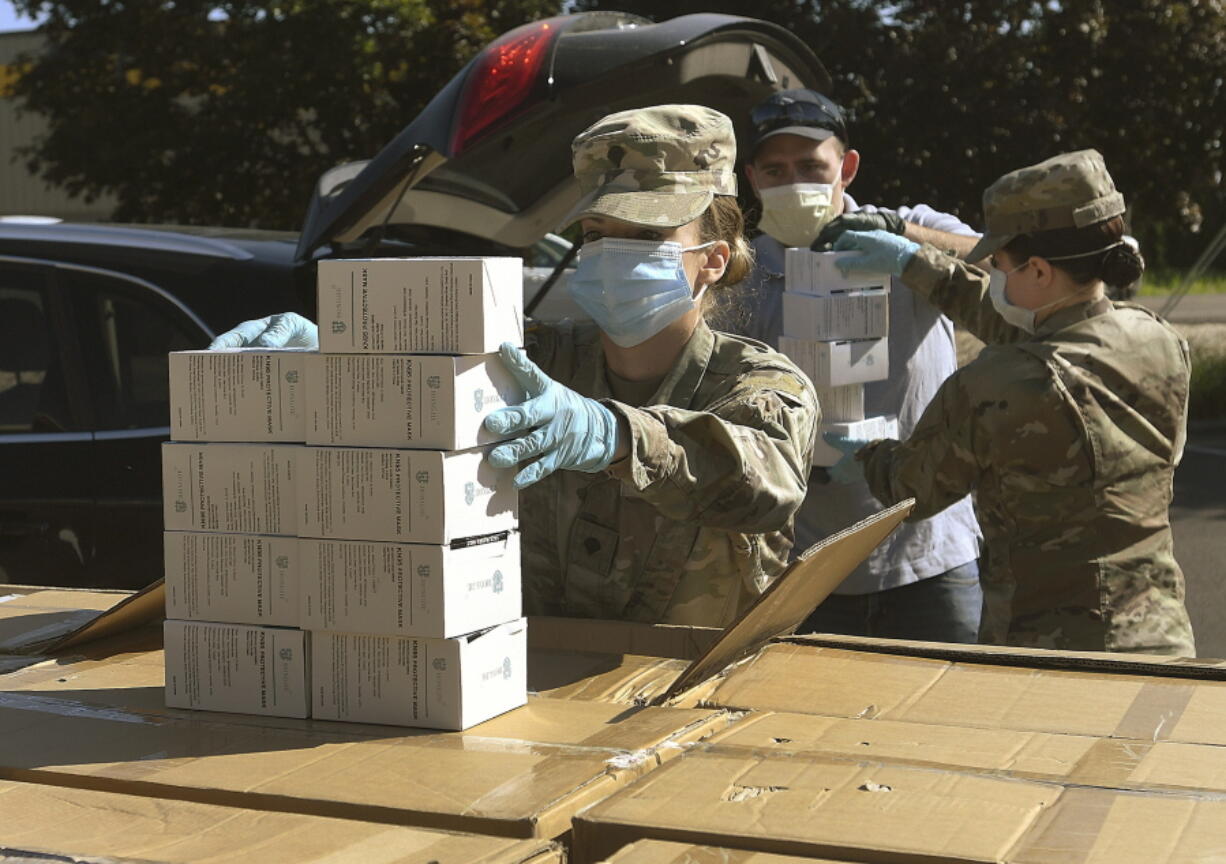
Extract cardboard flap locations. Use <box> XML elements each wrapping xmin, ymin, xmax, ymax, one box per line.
<box><xmin>654</xmin><ymin>499</ymin><xmax>913</xmax><ymax>704</ymax></box>
<box><xmin>40</xmin><ymin>580</ymin><xmax>166</xmax><ymax>654</ymax></box>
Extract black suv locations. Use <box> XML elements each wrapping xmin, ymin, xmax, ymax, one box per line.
<box><xmin>0</xmin><ymin>11</ymin><xmax>829</xmax><ymax>589</ymax></box>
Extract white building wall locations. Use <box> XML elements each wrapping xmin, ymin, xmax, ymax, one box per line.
<box><xmin>1</xmin><ymin>30</ymin><xmax>117</xmax><ymax>220</ymax></box>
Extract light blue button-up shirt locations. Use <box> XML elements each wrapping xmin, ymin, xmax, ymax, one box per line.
<box><xmin>740</xmin><ymin>193</ymin><xmax>982</xmax><ymax>594</ymax></box>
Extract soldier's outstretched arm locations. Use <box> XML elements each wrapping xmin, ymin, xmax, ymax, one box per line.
<box><xmin>903</xmin><ymin>245</ymin><xmax>1030</xmax><ymax>346</ymax></box>
<box><xmin>604</xmin><ymin>364</ymin><xmax>818</xmax><ymax>534</ymax></box>
<box><xmin>859</xmin><ymin>371</ymin><xmax>983</xmax><ymax>521</ymax></box>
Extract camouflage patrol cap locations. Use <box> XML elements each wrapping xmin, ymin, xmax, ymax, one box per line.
<box><xmin>966</xmin><ymin>149</ymin><xmax>1126</xmax><ymax>263</ymax></box>
<box><xmin>559</xmin><ymin>104</ymin><xmax>737</xmax><ymax>230</ymax></box>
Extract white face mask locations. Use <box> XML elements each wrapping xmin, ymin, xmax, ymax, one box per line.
<box><xmin>988</xmin><ymin>260</ymin><xmax>1095</xmax><ymax>335</ymax></box>
<box><xmin>757</xmin><ymin>182</ymin><xmax>837</xmax><ymax>247</ymax></box>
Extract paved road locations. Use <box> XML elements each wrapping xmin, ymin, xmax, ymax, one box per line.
<box><xmin>1174</xmin><ymin>423</ymin><xmax>1226</xmax><ymax>659</ymax></box>
<box><xmin>1134</xmin><ymin>293</ymin><xmax>1226</xmax><ymax>323</ymax></box>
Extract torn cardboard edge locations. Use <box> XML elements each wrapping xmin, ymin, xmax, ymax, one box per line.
<box><xmin>653</xmin><ymin>499</ymin><xmax>915</xmax><ymax>704</ymax></box>
<box><xmin>784</xmin><ymin>633</ymin><xmax>1226</xmax><ymax>681</ymax></box>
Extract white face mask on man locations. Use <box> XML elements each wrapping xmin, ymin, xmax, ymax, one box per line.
<box><xmin>757</xmin><ymin>182</ymin><xmax>837</xmax><ymax>247</ymax></box>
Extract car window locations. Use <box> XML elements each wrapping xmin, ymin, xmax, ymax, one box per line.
<box><xmin>66</xmin><ymin>270</ymin><xmax>202</xmax><ymax>431</ymax></box>
<box><xmin>0</xmin><ymin>265</ymin><xmax>75</xmax><ymax>434</ymax></box>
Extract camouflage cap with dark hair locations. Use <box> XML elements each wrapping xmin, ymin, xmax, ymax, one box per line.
<box><xmin>966</xmin><ymin>149</ymin><xmax>1126</xmax><ymax>263</ymax></box>
<box><xmin>559</xmin><ymin>104</ymin><xmax>737</xmax><ymax>230</ymax></box>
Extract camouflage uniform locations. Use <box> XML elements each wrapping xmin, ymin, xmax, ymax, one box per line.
<box><xmin>520</xmin><ymin>319</ymin><xmax>817</xmax><ymax>626</ymax></box>
<box><xmin>859</xmin><ymin>150</ymin><xmax>1195</xmax><ymax>655</ymax></box>
<box><xmin>515</xmin><ymin>105</ymin><xmax>818</xmax><ymax>627</ymax></box>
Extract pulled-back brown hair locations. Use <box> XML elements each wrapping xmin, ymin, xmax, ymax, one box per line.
<box><xmin>1002</xmin><ymin>215</ymin><xmax>1143</xmax><ymax>288</ymax></box>
<box><xmin>697</xmin><ymin>196</ymin><xmax>756</xmax><ymax>331</ymax></box>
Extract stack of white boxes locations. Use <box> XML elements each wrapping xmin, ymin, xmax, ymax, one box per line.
<box><xmin>161</xmin><ymin>348</ymin><xmax>313</xmax><ymax>719</ymax></box>
<box><xmin>161</xmin><ymin>257</ymin><xmax>529</xmax><ymax>731</ymax></box>
<box><xmin>778</xmin><ymin>249</ymin><xmax>899</xmax><ymax>465</ymax></box>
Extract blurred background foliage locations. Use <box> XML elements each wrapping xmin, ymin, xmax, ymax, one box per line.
<box><xmin>8</xmin><ymin>0</ymin><xmax>1225</xmax><ymax>268</ymax></box>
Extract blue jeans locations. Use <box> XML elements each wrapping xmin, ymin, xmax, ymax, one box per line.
<box><xmin>798</xmin><ymin>560</ymin><xmax>983</xmax><ymax>644</ymax></box>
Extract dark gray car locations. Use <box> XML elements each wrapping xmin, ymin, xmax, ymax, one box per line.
<box><xmin>0</xmin><ymin>11</ymin><xmax>829</xmax><ymax>588</ymax></box>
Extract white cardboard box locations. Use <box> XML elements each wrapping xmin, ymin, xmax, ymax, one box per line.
<box><xmin>164</xmin><ymin>532</ymin><xmax>299</xmax><ymax>627</ymax></box>
<box><xmin>164</xmin><ymin>620</ymin><xmax>309</xmax><ymax>718</ymax></box>
<box><xmin>299</xmin><ymin>446</ymin><xmax>517</xmax><ymax>544</ymax></box>
<box><xmin>317</xmin><ymin>257</ymin><xmax>524</xmax><ymax>355</ymax></box>
<box><xmin>814</xmin><ymin>383</ymin><xmax>866</xmax><ymax>423</ymax></box>
<box><xmin>169</xmin><ymin>349</ymin><xmax>309</xmax><ymax>442</ymax></box>
<box><xmin>778</xmin><ymin>336</ymin><xmax>889</xmax><ymax>387</ymax></box>
<box><xmin>305</xmin><ymin>353</ymin><xmax>525</xmax><ymax>450</ymax></box>
<box><xmin>784</xmin><ymin>249</ymin><xmax>892</xmax><ymax>295</ymax></box>
<box><xmin>300</xmin><ymin>532</ymin><xmax>522</xmax><ymax>639</ymax></box>
<box><xmin>162</xmin><ymin>443</ymin><xmax>299</xmax><ymax>535</ymax></box>
<box><xmin>781</xmin><ymin>290</ymin><xmax>890</xmax><ymax>341</ymax></box>
<box><xmin>812</xmin><ymin>415</ymin><xmax>900</xmax><ymax>467</ymax></box>
<box><xmin>311</xmin><ymin>618</ymin><xmax>527</xmax><ymax>730</ymax></box>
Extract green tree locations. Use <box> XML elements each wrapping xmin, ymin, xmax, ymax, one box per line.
<box><xmin>574</xmin><ymin>0</ymin><xmax>1226</xmax><ymax>266</ymax></box>
<box><xmin>9</xmin><ymin>0</ymin><xmax>561</xmax><ymax>228</ymax></box>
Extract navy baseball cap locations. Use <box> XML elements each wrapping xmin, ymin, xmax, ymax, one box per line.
<box><xmin>749</xmin><ymin>89</ymin><xmax>849</xmax><ymax>154</ymax></box>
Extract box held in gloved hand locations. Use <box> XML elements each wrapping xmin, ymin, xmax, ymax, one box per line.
<box><xmin>305</xmin><ymin>352</ymin><xmax>525</xmax><ymax>450</ymax></box>
<box><xmin>784</xmin><ymin>249</ymin><xmax>891</xmax><ymax>296</ymax></box>
<box><xmin>778</xmin><ymin>336</ymin><xmax>889</xmax><ymax>387</ymax></box>
<box><xmin>169</xmin><ymin>349</ymin><xmax>310</xmax><ymax>442</ymax></box>
<box><xmin>317</xmin><ymin>257</ymin><xmax>524</xmax><ymax>355</ymax></box>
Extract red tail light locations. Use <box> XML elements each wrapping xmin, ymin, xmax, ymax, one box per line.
<box><xmin>451</xmin><ymin>21</ymin><xmax>556</xmax><ymax>155</ymax></box>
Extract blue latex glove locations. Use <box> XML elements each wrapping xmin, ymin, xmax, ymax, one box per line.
<box><xmin>831</xmin><ymin>229</ymin><xmax>921</xmax><ymax>278</ymax></box>
<box><xmin>823</xmin><ymin>430</ymin><xmax>871</xmax><ymax>484</ymax></box>
<box><xmin>209</xmin><ymin>312</ymin><xmax>319</xmax><ymax>350</ymax></box>
<box><xmin>485</xmin><ymin>342</ymin><xmax>621</xmax><ymax>489</ymax></box>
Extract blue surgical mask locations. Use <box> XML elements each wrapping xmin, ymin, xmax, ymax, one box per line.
<box><xmin>568</xmin><ymin>238</ymin><xmax>714</xmax><ymax>348</ymax></box>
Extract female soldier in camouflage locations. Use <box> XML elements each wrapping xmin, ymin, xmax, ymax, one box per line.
<box><xmin>482</xmin><ymin>105</ymin><xmax>818</xmax><ymax>626</ymax></box>
<box><xmin>213</xmin><ymin>105</ymin><xmax>819</xmax><ymax>628</ymax></box>
<box><xmin>824</xmin><ymin>150</ymin><xmax>1195</xmax><ymax>655</ymax></box>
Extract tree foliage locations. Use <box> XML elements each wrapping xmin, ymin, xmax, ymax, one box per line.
<box><xmin>574</xmin><ymin>0</ymin><xmax>1226</xmax><ymax>266</ymax></box>
<box><xmin>10</xmin><ymin>0</ymin><xmax>1226</xmax><ymax>263</ymax></box>
<box><xmin>9</xmin><ymin>0</ymin><xmax>559</xmax><ymax>227</ymax></box>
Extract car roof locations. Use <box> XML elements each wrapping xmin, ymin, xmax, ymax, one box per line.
<box><xmin>0</xmin><ymin>221</ymin><xmax>299</xmax><ymax>264</ymax></box>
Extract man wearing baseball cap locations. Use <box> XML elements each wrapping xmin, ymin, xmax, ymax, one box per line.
<box><xmin>735</xmin><ymin>88</ymin><xmax>985</xmax><ymax>644</ymax></box>
<box><xmin>825</xmin><ymin>149</ymin><xmax>1195</xmax><ymax>655</ymax></box>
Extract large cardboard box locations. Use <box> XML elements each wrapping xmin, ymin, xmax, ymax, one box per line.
<box><xmin>300</xmin><ymin>533</ymin><xmax>521</xmax><ymax>639</ymax></box>
<box><xmin>0</xmin><ymin>658</ymin><xmax>730</xmax><ymax>841</ymax></box>
<box><xmin>0</xmin><ymin>779</ymin><xmax>563</xmax><ymax>864</ymax></box>
<box><xmin>162</xmin><ymin>442</ymin><xmax>299</xmax><ymax>535</ymax></box>
<box><xmin>0</xmin><ymin>587</ymin><xmax>127</xmax><ymax>655</ymax></box>
<box><xmin>305</xmin><ymin>353</ymin><xmax>525</xmax><ymax>450</ymax></box>
<box><xmin>164</xmin><ymin>531</ymin><xmax>299</xmax><ymax>627</ymax></box>
<box><xmin>169</xmin><ymin>349</ymin><xmax>309</xmax><ymax>442</ymax></box>
<box><xmin>317</xmin><ymin>257</ymin><xmax>524</xmax><ymax>355</ymax></box>
<box><xmin>572</xmin><ymin>748</ymin><xmax>1226</xmax><ymax>864</ymax></box>
<box><xmin>300</xmin><ymin>445</ymin><xmax>518</xmax><ymax>544</ymax></box>
<box><xmin>780</xmin><ymin>291</ymin><xmax>889</xmax><ymax>341</ymax></box>
<box><xmin>163</xmin><ymin>620</ymin><xmax>310</xmax><ymax>718</ymax></box>
<box><xmin>777</xmin><ymin>336</ymin><xmax>888</xmax><ymax>387</ymax></box>
<box><xmin>784</xmin><ymin>249</ymin><xmax>891</xmax><ymax>296</ymax></box>
<box><xmin>573</xmin><ymin>749</ymin><xmax>1063</xmax><ymax>863</ymax></box>
<box><xmin>705</xmin><ymin>709</ymin><xmax>1226</xmax><ymax>798</ymax></box>
<box><xmin>698</xmin><ymin>638</ymin><xmax>1226</xmax><ymax>747</ymax></box>
<box><xmin>311</xmin><ymin>618</ymin><xmax>528</xmax><ymax>730</ymax></box>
